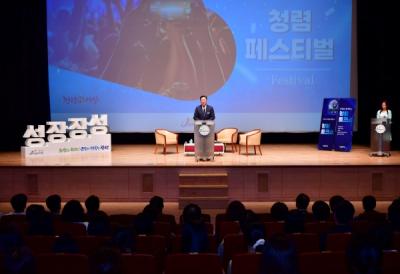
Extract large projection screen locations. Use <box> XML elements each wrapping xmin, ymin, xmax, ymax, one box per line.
<box><xmin>47</xmin><ymin>0</ymin><xmax>356</xmax><ymax>132</ymax></box>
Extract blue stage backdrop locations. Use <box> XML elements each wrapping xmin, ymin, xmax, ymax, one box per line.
<box><xmin>47</xmin><ymin>0</ymin><xmax>354</xmax><ymax>132</ymax></box>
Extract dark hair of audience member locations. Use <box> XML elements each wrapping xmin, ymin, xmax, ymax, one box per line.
<box><xmin>10</xmin><ymin>193</ymin><xmax>28</xmax><ymax>213</ymax></box>
<box><xmin>329</xmin><ymin>195</ymin><xmax>345</xmax><ymax>213</ymax></box>
<box><xmin>46</xmin><ymin>194</ymin><xmax>62</xmax><ymax>215</ymax></box>
<box><xmin>295</xmin><ymin>193</ymin><xmax>310</xmax><ymax>210</ymax></box>
<box><xmin>362</xmin><ymin>196</ymin><xmax>377</xmax><ymax>212</ymax></box>
<box><xmin>181</xmin><ymin>203</ymin><xmax>209</xmax><ymax>253</ymax></box>
<box><xmin>270</xmin><ymin>202</ymin><xmax>289</xmax><ymax>222</ymax></box>
<box><xmin>61</xmin><ymin>199</ymin><xmax>86</xmax><ymax>223</ymax></box>
<box><xmin>26</xmin><ymin>204</ymin><xmax>53</xmax><ymax>235</ymax></box>
<box><xmin>90</xmin><ymin>247</ymin><xmax>122</xmax><ymax>274</ymax></box>
<box><xmin>347</xmin><ymin>234</ymin><xmax>382</xmax><ymax>274</ymax></box>
<box><xmin>312</xmin><ymin>200</ymin><xmax>331</xmax><ymax>222</ymax></box>
<box><xmin>85</xmin><ymin>195</ymin><xmax>101</xmax><ymax>216</ymax></box>
<box><xmin>226</xmin><ymin>200</ymin><xmax>246</xmax><ymax>223</ymax></box>
<box><xmin>149</xmin><ymin>196</ymin><xmax>164</xmax><ymax>216</ymax></box>
<box><xmin>134</xmin><ymin>204</ymin><xmax>158</xmax><ymax>235</ymax></box>
<box><xmin>88</xmin><ymin>210</ymin><xmax>111</xmax><ymax>236</ymax></box>
<box><xmin>260</xmin><ymin>233</ymin><xmax>298</xmax><ymax>274</ymax></box>
<box><xmin>334</xmin><ymin>200</ymin><xmax>355</xmax><ymax>226</ymax></box>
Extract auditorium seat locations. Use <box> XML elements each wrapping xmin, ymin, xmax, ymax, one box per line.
<box><xmin>392</xmin><ymin>232</ymin><xmax>400</xmax><ymax>251</ymax></box>
<box><xmin>24</xmin><ymin>236</ymin><xmax>56</xmax><ymax>254</ymax></box>
<box><xmin>165</xmin><ymin>254</ymin><xmax>223</xmax><ymax>274</ymax></box>
<box><xmin>231</xmin><ymin>253</ymin><xmax>262</xmax><ymax>274</ymax></box>
<box><xmin>326</xmin><ymin>233</ymin><xmax>352</xmax><ymax>251</ymax></box>
<box><xmin>74</xmin><ymin>236</ymin><xmax>111</xmax><ymax>256</ymax></box>
<box><xmin>153</xmin><ymin>222</ymin><xmax>173</xmax><ymax>238</ymax></box>
<box><xmin>218</xmin><ymin>221</ymin><xmax>241</xmax><ymax>240</ymax></box>
<box><xmin>289</xmin><ymin>233</ymin><xmax>320</xmax><ymax>253</ymax></box>
<box><xmin>179</xmin><ymin>213</ymin><xmax>211</xmax><ymax>224</ymax></box>
<box><xmin>174</xmin><ymin>222</ymin><xmax>214</xmax><ymax>235</ymax></box>
<box><xmin>0</xmin><ymin>215</ymin><xmax>26</xmax><ymax>225</ymax></box>
<box><xmin>170</xmin><ymin>234</ymin><xmax>217</xmax><ymax>253</ymax></box>
<box><xmin>135</xmin><ymin>235</ymin><xmax>167</xmax><ymax>273</ymax></box>
<box><xmin>264</xmin><ymin>222</ymin><xmax>285</xmax><ymax>238</ymax></box>
<box><xmin>36</xmin><ymin>253</ymin><xmax>89</xmax><ymax>274</ymax></box>
<box><xmin>54</xmin><ymin>222</ymin><xmax>87</xmax><ymax>236</ymax></box>
<box><xmin>304</xmin><ymin>222</ymin><xmax>335</xmax><ymax>234</ymax></box>
<box><xmin>298</xmin><ymin>251</ymin><xmax>347</xmax><ymax>274</ymax></box>
<box><xmin>136</xmin><ymin>234</ymin><xmax>167</xmax><ymax>254</ymax></box>
<box><xmin>382</xmin><ymin>251</ymin><xmax>400</xmax><ymax>274</ymax></box>
<box><xmin>121</xmin><ymin>254</ymin><xmax>157</xmax><ymax>274</ymax></box>
<box><xmin>109</xmin><ymin>214</ymin><xmax>135</xmax><ymax>226</ymax></box>
<box><xmin>157</xmin><ymin>214</ymin><xmax>177</xmax><ymax>226</ymax></box>
<box><xmin>256</xmin><ymin>213</ymin><xmax>273</xmax><ymax>222</ymax></box>
<box><xmin>222</xmin><ymin>234</ymin><xmax>248</xmax><ymax>269</ymax></box>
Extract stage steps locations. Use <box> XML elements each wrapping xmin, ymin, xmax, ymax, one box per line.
<box><xmin>178</xmin><ymin>173</ymin><xmax>229</xmax><ymax>209</ymax></box>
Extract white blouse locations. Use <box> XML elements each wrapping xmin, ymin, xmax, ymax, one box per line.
<box><xmin>377</xmin><ymin>110</ymin><xmax>392</xmax><ymax>119</ymax></box>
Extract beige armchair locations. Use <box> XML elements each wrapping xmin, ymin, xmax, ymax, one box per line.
<box><xmin>238</xmin><ymin>129</ymin><xmax>262</xmax><ymax>155</ymax></box>
<box><xmin>215</xmin><ymin>128</ymin><xmax>238</xmax><ymax>152</ymax></box>
<box><xmin>154</xmin><ymin>129</ymin><xmax>179</xmax><ymax>154</ymax></box>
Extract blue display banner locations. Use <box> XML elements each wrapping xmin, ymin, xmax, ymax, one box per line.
<box><xmin>318</xmin><ymin>98</ymin><xmax>339</xmax><ymax>150</ymax></box>
<box><xmin>334</xmin><ymin>98</ymin><xmax>356</xmax><ymax>152</ymax></box>
<box><xmin>318</xmin><ymin>98</ymin><xmax>356</xmax><ymax>152</ymax></box>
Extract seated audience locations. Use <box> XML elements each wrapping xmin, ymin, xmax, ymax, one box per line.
<box><xmin>260</xmin><ymin>233</ymin><xmax>298</xmax><ymax>274</ymax></box>
<box><xmin>270</xmin><ymin>202</ymin><xmax>289</xmax><ymax>222</ymax></box>
<box><xmin>8</xmin><ymin>194</ymin><xmax>28</xmax><ymax>215</ymax></box>
<box><xmin>357</xmin><ymin>195</ymin><xmax>385</xmax><ymax>223</ymax></box>
<box><xmin>181</xmin><ymin>203</ymin><xmax>209</xmax><ymax>253</ymax></box>
<box><xmin>25</xmin><ymin>204</ymin><xmax>53</xmax><ymax>235</ymax></box>
<box><xmin>45</xmin><ymin>194</ymin><xmax>62</xmax><ymax>216</ymax></box>
<box><xmin>312</xmin><ymin>200</ymin><xmax>331</xmax><ymax>222</ymax></box>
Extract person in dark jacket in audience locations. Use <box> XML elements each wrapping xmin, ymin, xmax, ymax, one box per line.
<box><xmin>285</xmin><ymin>193</ymin><xmax>311</xmax><ymax>233</ymax></box>
<box><xmin>357</xmin><ymin>195</ymin><xmax>385</xmax><ymax>223</ymax></box>
<box><xmin>0</xmin><ymin>225</ymin><xmax>35</xmax><ymax>274</ymax></box>
<box><xmin>85</xmin><ymin>195</ymin><xmax>110</xmax><ymax>235</ymax></box>
<box><xmin>329</xmin><ymin>195</ymin><xmax>345</xmax><ymax>214</ymax></box>
<box><xmin>90</xmin><ymin>247</ymin><xmax>122</xmax><ymax>274</ymax></box>
<box><xmin>45</xmin><ymin>194</ymin><xmax>62</xmax><ymax>216</ymax></box>
<box><xmin>347</xmin><ymin>233</ymin><xmax>382</xmax><ymax>274</ymax></box>
<box><xmin>134</xmin><ymin>204</ymin><xmax>158</xmax><ymax>235</ymax></box>
<box><xmin>332</xmin><ymin>200</ymin><xmax>355</xmax><ymax>233</ymax></box>
<box><xmin>25</xmin><ymin>204</ymin><xmax>53</xmax><ymax>235</ymax></box>
<box><xmin>312</xmin><ymin>200</ymin><xmax>331</xmax><ymax>222</ymax></box>
<box><xmin>260</xmin><ymin>233</ymin><xmax>298</xmax><ymax>274</ymax></box>
<box><xmin>61</xmin><ymin>199</ymin><xmax>86</xmax><ymax>224</ymax></box>
<box><xmin>270</xmin><ymin>202</ymin><xmax>289</xmax><ymax>222</ymax></box>
<box><xmin>8</xmin><ymin>194</ymin><xmax>28</xmax><ymax>215</ymax></box>
<box><xmin>181</xmin><ymin>203</ymin><xmax>209</xmax><ymax>253</ymax></box>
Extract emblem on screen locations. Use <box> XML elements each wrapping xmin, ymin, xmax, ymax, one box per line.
<box><xmin>328</xmin><ymin>99</ymin><xmax>339</xmax><ymax>114</ymax></box>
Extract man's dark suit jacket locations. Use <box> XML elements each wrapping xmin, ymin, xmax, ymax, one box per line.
<box><xmin>193</xmin><ymin>105</ymin><xmax>215</xmax><ymax>120</ymax></box>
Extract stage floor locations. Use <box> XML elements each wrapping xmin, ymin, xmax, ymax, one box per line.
<box><xmin>0</xmin><ymin>144</ymin><xmax>399</xmax><ymax>167</ymax></box>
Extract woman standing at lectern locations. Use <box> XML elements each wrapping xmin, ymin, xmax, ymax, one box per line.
<box><xmin>376</xmin><ymin>100</ymin><xmax>392</xmax><ymax>120</ymax></box>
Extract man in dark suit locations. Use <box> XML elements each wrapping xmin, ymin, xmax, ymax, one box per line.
<box><xmin>193</xmin><ymin>95</ymin><xmax>215</xmax><ymax>121</ymax></box>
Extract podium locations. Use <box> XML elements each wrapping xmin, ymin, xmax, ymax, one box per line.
<box><xmin>194</xmin><ymin>120</ymin><xmax>215</xmax><ymax>161</ymax></box>
<box><xmin>369</xmin><ymin>118</ymin><xmax>391</xmax><ymax>157</ymax></box>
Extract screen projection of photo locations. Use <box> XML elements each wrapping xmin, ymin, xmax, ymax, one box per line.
<box><xmin>47</xmin><ymin>0</ymin><xmax>355</xmax><ymax>132</ymax></box>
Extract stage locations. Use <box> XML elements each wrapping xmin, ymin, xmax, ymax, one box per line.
<box><xmin>0</xmin><ymin>145</ymin><xmax>399</xmax><ymax>207</ymax></box>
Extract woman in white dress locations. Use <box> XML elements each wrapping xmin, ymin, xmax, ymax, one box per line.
<box><xmin>376</xmin><ymin>100</ymin><xmax>392</xmax><ymax>142</ymax></box>
<box><xmin>376</xmin><ymin>100</ymin><xmax>392</xmax><ymax>119</ymax></box>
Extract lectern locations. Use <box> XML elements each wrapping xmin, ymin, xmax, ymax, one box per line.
<box><xmin>369</xmin><ymin>118</ymin><xmax>391</xmax><ymax>157</ymax></box>
<box><xmin>194</xmin><ymin>120</ymin><xmax>215</xmax><ymax>161</ymax></box>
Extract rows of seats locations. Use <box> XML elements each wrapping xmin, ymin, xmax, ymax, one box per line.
<box><xmin>2</xmin><ymin>251</ymin><xmax>398</xmax><ymax>274</ymax></box>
